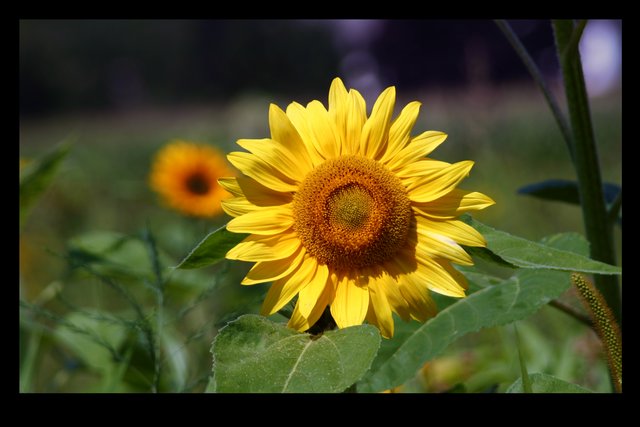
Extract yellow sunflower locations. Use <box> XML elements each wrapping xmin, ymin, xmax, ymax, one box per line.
<box><xmin>221</xmin><ymin>78</ymin><xmax>494</xmax><ymax>338</ymax></box>
<box><xmin>150</xmin><ymin>141</ymin><xmax>233</xmax><ymax>217</ymax></box>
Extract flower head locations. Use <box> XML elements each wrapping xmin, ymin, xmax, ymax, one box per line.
<box><xmin>150</xmin><ymin>141</ymin><xmax>233</xmax><ymax>217</ymax></box>
<box><xmin>222</xmin><ymin>78</ymin><xmax>494</xmax><ymax>338</ymax></box>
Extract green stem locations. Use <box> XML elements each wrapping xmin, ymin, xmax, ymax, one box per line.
<box><xmin>514</xmin><ymin>324</ymin><xmax>532</xmax><ymax>393</ymax></box>
<box><xmin>548</xmin><ymin>299</ymin><xmax>593</xmax><ymax>328</ymax></box>
<box><xmin>552</xmin><ymin>20</ymin><xmax>621</xmax><ymax>324</ymax></box>
<box><xmin>562</xmin><ymin>20</ymin><xmax>588</xmax><ymax>57</ymax></box>
<box><xmin>494</xmin><ymin>20</ymin><xmax>575</xmax><ymax>164</ymax></box>
<box><xmin>143</xmin><ymin>226</ymin><xmax>165</xmax><ymax>393</ymax></box>
<box><xmin>20</xmin><ymin>327</ymin><xmax>42</xmax><ymax>393</ymax></box>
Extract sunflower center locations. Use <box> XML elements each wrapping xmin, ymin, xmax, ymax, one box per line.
<box><xmin>293</xmin><ymin>155</ymin><xmax>412</xmax><ymax>270</ymax></box>
<box><xmin>327</xmin><ymin>185</ymin><xmax>374</xmax><ymax>230</ymax></box>
<box><xmin>185</xmin><ymin>172</ymin><xmax>211</xmax><ymax>195</ymax></box>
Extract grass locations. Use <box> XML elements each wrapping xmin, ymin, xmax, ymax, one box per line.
<box><xmin>19</xmin><ymin>83</ymin><xmax>621</xmax><ymax>392</ymax></box>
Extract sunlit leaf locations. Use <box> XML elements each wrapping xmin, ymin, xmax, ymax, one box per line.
<box><xmin>463</xmin><ymin>216</ymin><xmax>621</xmax><ymax>275</ymax></box>
<box><xmin>211</xmin><ymin>314</ymin><xmax>380</xmax><ymax>393</ymax></box>
<box><xmin>176</xmin><ymin>225</ymin><xmax>247</xmax><ymax>269</ymax></box>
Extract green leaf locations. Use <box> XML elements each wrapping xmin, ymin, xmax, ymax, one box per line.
<box><xmin>363</xmin><ymin>270</ymin><xmax>507</xmax><ymax>388</ymax></box>
<box><xmin>67</xmin><ymin>230</ymin><xmax>218</xmax><ymax>298</ymax></box>
<box><xmin>358</xmin><ymin>268</ymin><xmax>572</xmax><ymax>392</ymax></box>
<box><xmin>358</xmin><ymin>233</ymin><xmax>587</xmax><ymax>393</ymax></box>
<box><xmin>20</xmin><ymin>143</ymin><xmax>71</xmax><ymax>229</ymax></box>
<box><xmin>506</xmin><ymin>373</ymin><xmax>592</xmax><ymax>393</ymax></box>
<box><xmin>463</xmin><ymin>216</ymin><xmax>621</xmax><ymax>275</ymax></box>
<box><xmin>54</xmin><ymin>311</ymin><xmax>128</xmax><ymax>370</ymax></box>
<box><xmin>211</xmin><ymin>314</ymin><xmax>381</xmax><ymax>393</ymax></box>
<box><xmin>176</xmin><ymin>225</ymin><xmax>247</xmax><ymax>269</ymax></box>
<box><xmin>518</xmin><ymin>179</ymin><xmax>621</xmax><ymax>206</ymax></box>
<box><xmin>161</xmin><ymin>330</ymin><xmax>189</xmax><ymax>391</ymax></box>
<box><xmin>539</xmin><ymin>232</ymin><xmax>589</xmax><ymax>255</ymax></box>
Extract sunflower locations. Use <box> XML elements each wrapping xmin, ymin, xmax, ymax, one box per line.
<box><xmin>221</xmin><ymin>78</ymin><xmax>494</xmax><ymax>338</ymax></box>
<box><xmin>150</xmin><ymin>141</ymin><xmax>233</xmax><ymax>217</ymax></box>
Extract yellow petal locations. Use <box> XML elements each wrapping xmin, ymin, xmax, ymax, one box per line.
<box><xmin>397</xmin><ymin>272</ymin><xmax>438</xmax><ymax>322</ymax></box>
<box><xmin>288</xmin><ymin>274</ymin><xmax>336</xmax><ymax>332</ymax></box>
<box><xmin>387</xmin><ymin>253</ymin><xmax>438</xmax><ymax>322</ymax></box>
<box><xmin>386</xmin><ymin>131</ymin><xmax>448</xmax><ymax>172</ymax></box>
<box><xmin>305</xmin><ymin>100</ymin><xmax>340</xmax><ymax>159</ymax></box>
<box><xmin>220</xmin><ymin>196</ymin><xmax>258</xmax><ymax>217</ymax></box>
<box><xmin>365</xmin><ymin>299</ymin><xmax>381</xmax><ymax>333</ymax></box>
<box><xmin>329</xmin><ymin>77</ymin><xmax>349</xmax><ymax>114</ymax></box>
<box><xmin>367</xmin><ymin>270</ymin><xmax>394</xmax><ymax>338</ymax></box>
<box><xmin>414</xmin><ymin>256</ymin><xmax>467</xmax><ymax>298</ymax></box>
<box><xmin>269</xmin><ymin>103</ymin><xmax>314</xmax><ymax>173</ymax></box>
<box><xmin>295</xmin><ymin>263</ymin><xmax>330</xmax><ymax>318</ymax></box>
<box><xmin>378</xmin><ymin>268</ymin><xmax>411</xmax><ymax>321</ymax></box>
<box><xmin>344</xmin><ymin>89</ymin><xmax>367</xmax><ymax>155</ymax></box>
<box><xmin>328</xmin><ymin>77</ymin><xmax>349</xmax><ymax>146</ymax></box>
<box><xmin>437</xmin><ymin>259</ymin><xmax>469</xmax><ymax>291</ymax></box>
<box><xmin>286</xmin><ymin>102</ymin><xmax>325</xmax><ymax>165</ymax></box>
<box><xmin>408</xmin><ymin>161</ymin><xmax>474</xmax><ymax>203</ymax></box>
<box><xmin>233</xmin><ymin>176</ymin><xmax>293</xmax><ymax>207</ymax></box>
<box><xmin>414</xmin><ymin>189</ymin><xmax>495</xmax><ymax>219</ymax></box>
<box><xmin>360</xmin><ymin>86</ymin><xmax>396</xmax><ymax>160</ymax></box>
<box><xmin>415</xmin><ymin>215</ymin><xmax>486</xmax><ymax>247</ymax></box>
<box><xmin>217</xmin><ymin>177</ymin><xmax>243</xmax><ymax>197</ymax></box>
<box><xmin>260</xmin><ymin>256</ymin><xmax>318</xmax><ymax>316</ymax></box>
<box><xmin>242</xmin><ymin>246</ymin><xmax>306</xmax><ymax>285</ymax></box>
<box><xmin>236</xmin><ymin>138</ymin><xmax>308</xmax><ymax>182</ymax></box>
<box><xmin>226</xmin><ymin>232</ymin><xmax>300</xmax><ymax>262</ymax></box>
<box><xmin>227</xmin><ymin>204</ymin><xmax>294</xmax><ymax>235</ymax></box>
<box><xmin>379</xmin><ymin>101</ymin><xmax>421</xmax><ymax>164</ymax></box>
<box><xmin>227</xmin><ymin>152</ymin><xmax>298</xmax><ymax>193</ymax></box>
<box><xmin>414</xmin><ymin>225</ymin><xmax>474</xmax><ymax>266</ymax></box>
<box><xmin>395</xmin><ymin>159</ymin><xmax>453</xmax><ymax>180</ymax></box>
<box><xmin>330</xmin><ymin>273</ymin><xmax>370</xmax><ymax>328</ymax></box>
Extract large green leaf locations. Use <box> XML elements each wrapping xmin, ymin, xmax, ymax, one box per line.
<box><xmin>464</xmin><ymin>216</ymin><xmax>621</xmax><ymax>275</ymax></box>
<box><xmin>357</xmin><ymin>233</ymin><xmax>588</xmax><ymax>393</ymax></box>
<box><xmin>20</xmin><ymin>143</ymin><xmax>70</xmax><ymax>229</ymax></box>
<box><xmin>506</xmin><ymin>373</ymin><xmax>592</xmax><ymax>393</ymax></box>
<box><xmin>211</xmin><ymin>314</ymin><xmax>380</xmax><ymax>393</ymax></box>
<box><xmin>176</xmin><ymin>225</ymin><xmax>247</xmax><ymax>269</ymax></box>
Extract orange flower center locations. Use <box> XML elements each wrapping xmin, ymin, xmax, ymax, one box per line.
<box><xmin>293</xmin><ymin>155</ymin><xmax>412</xmax><ymax>270</ymax></box>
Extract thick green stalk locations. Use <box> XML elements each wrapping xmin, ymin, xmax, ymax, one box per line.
<box><xmin>552</xmin><ymin>20</ymin><xmax>620</xmax><ymax>323</ymax></box>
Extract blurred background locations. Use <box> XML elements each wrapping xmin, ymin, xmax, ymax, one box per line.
<box><xmin>19</xmin><ymin>19</ymin><xmax>621</xmax><ymax>393</ymax></box>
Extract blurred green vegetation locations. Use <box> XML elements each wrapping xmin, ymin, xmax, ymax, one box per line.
<box><xmin>19</xmin><ymin>84</ymin><xmax>621</xmax><ymax>392</ymax></box>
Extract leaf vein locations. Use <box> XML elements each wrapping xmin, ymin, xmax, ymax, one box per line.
<box><xmin>282</xmin><ymin>339</ymin><xmax>313</xmax><ymax>392</ymax></box>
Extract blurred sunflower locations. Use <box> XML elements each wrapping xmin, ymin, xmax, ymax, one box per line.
<box><xmin>150</xmin><ymin>141</ymin><xmax>233</xmax><ymax>217</ymax></box>
<box><xmin>221</xmin><ymin>78</ymin><xmax>494</xmax><ymax>338</ymax></box>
